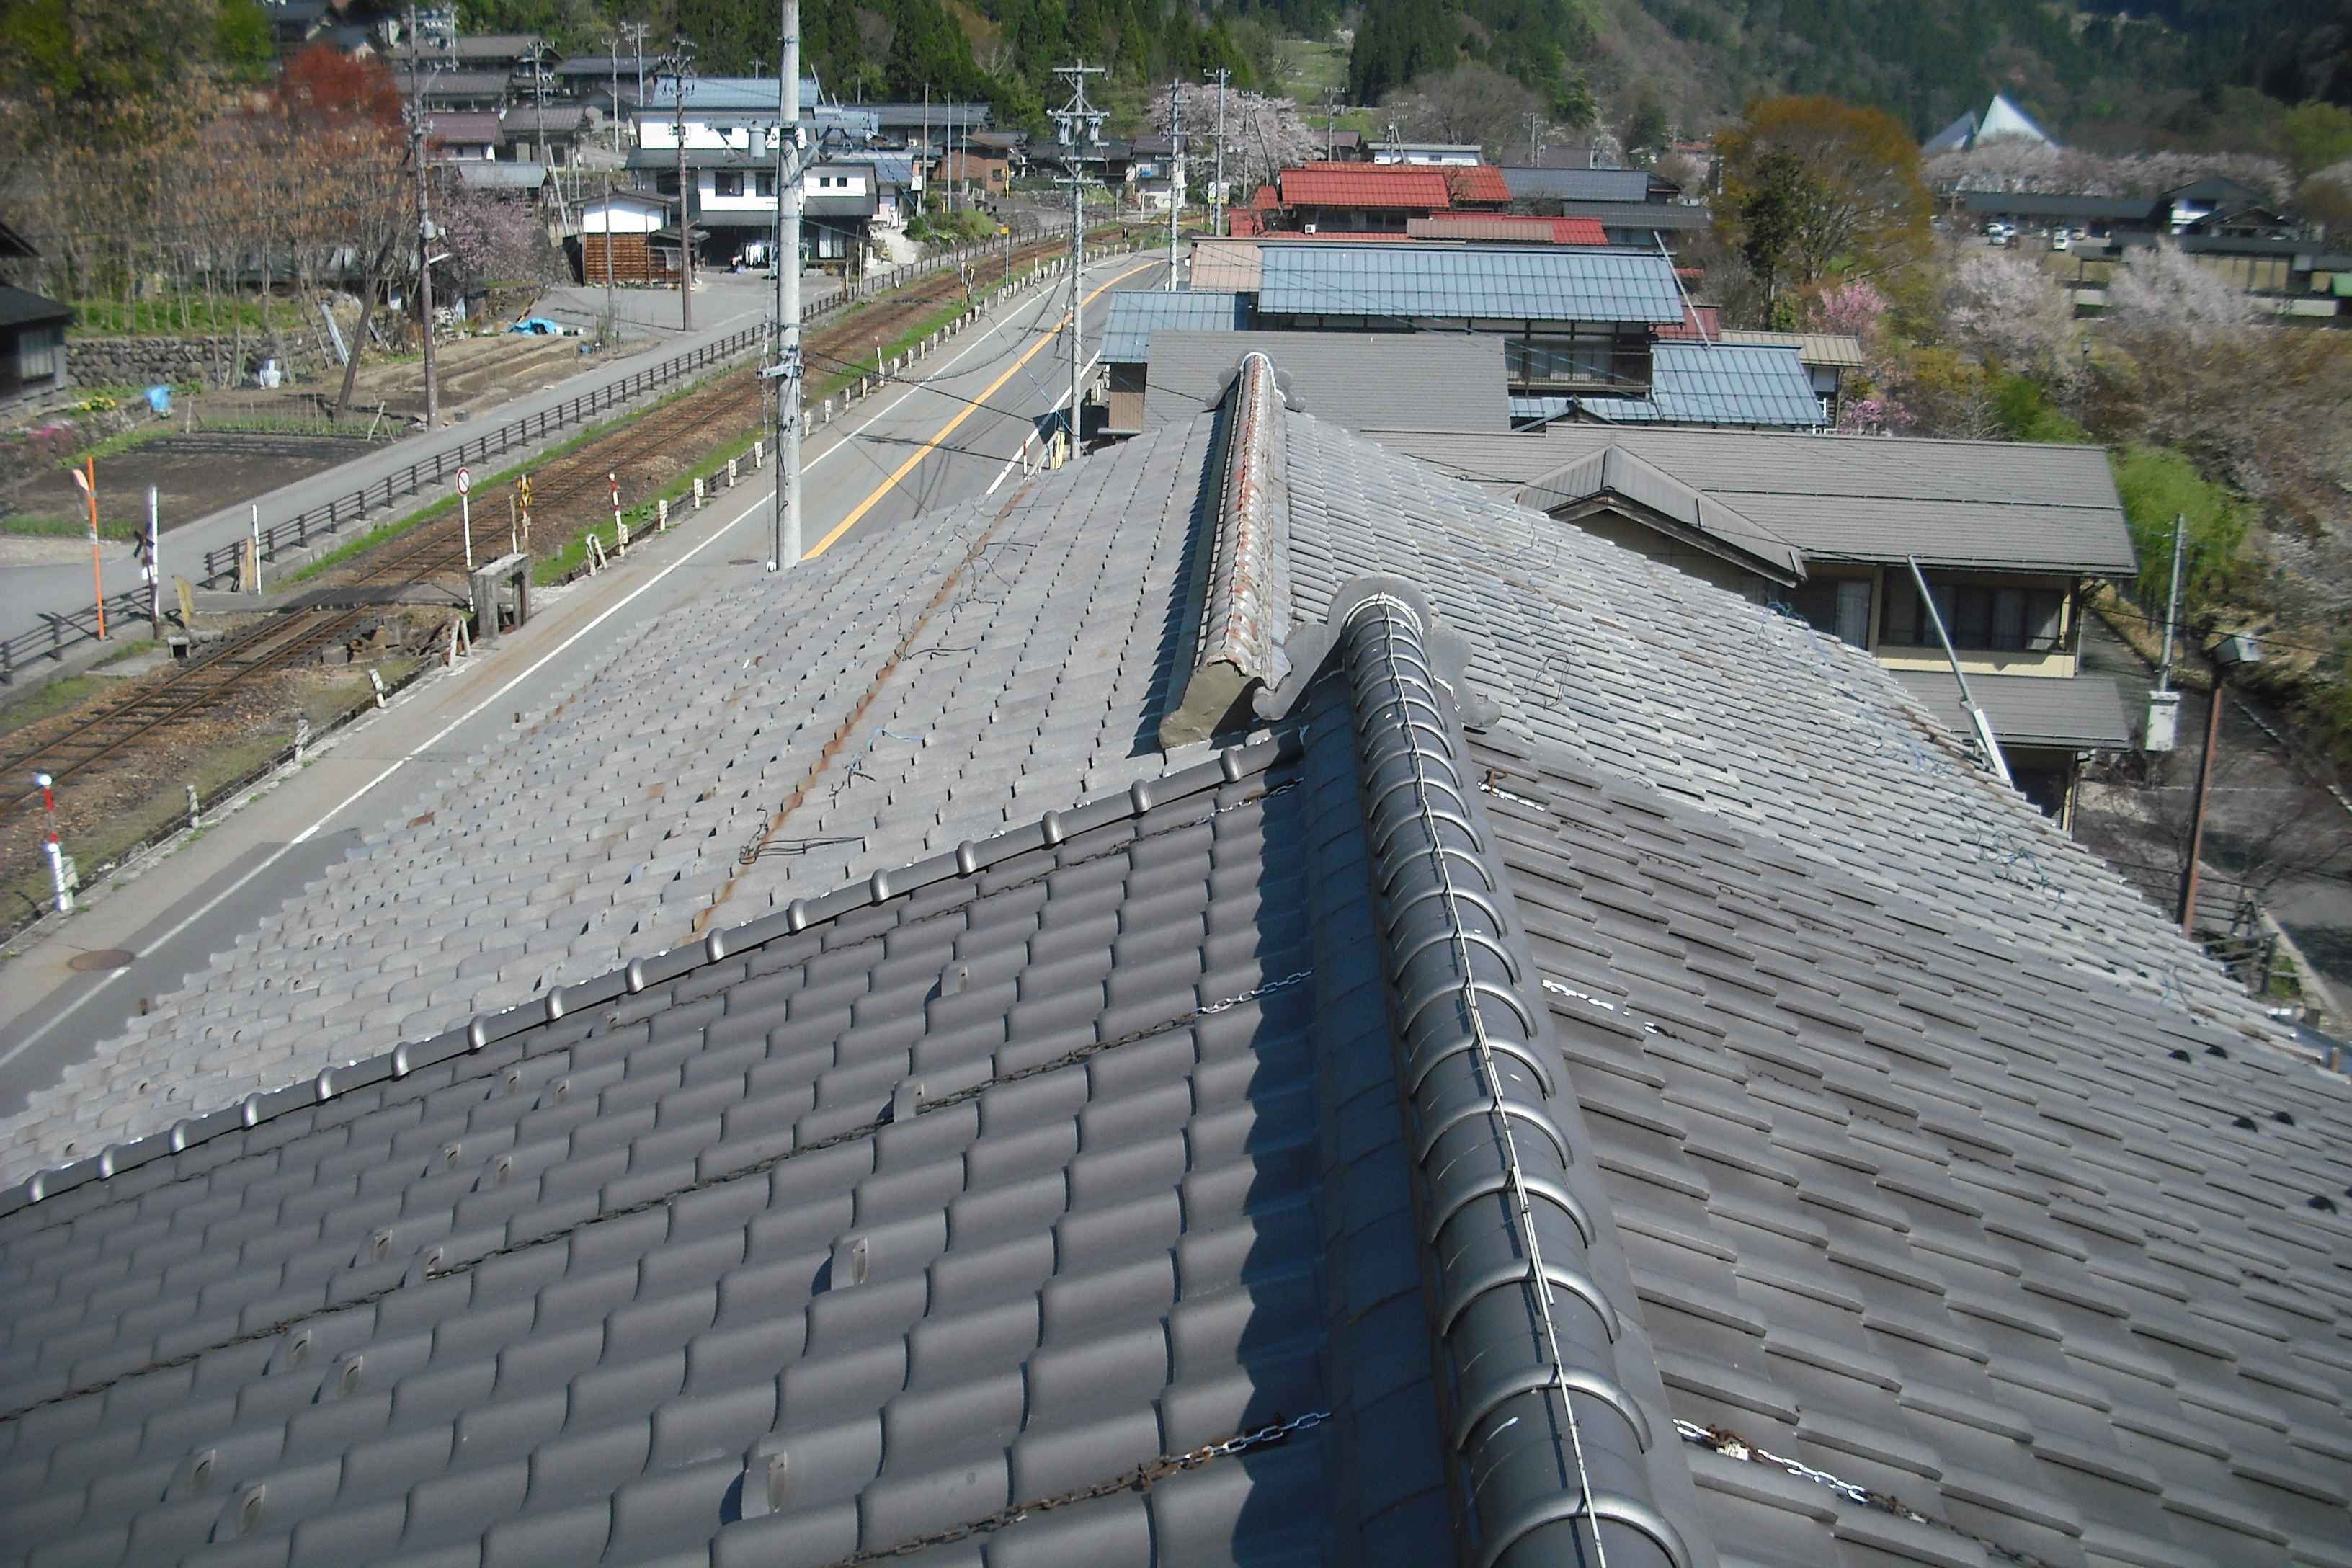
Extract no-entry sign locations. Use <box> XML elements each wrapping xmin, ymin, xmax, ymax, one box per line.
<box><xmin>456</xmin><ymin>466</ymin><xmax>471</xmax><ymax>495</ymax></box>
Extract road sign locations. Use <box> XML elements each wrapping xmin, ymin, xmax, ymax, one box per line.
<box><xmin>456</xmin><ymin>466</ymin><xmax>471</xmax><ymax>495</ymax></box>
<box><xmin>518</xmin><ymin>474</ymin><xmax>533</xmax><ymax>509</ymax></box>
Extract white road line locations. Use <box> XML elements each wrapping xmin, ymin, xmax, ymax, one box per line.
<box><xmin>986</xmin><ymin>352</ymin><xmax>1100</xmax><ymax>496</ymax></box>
<box><xmin>0</xmin><ymin>255</ymin><xmax>1138</xmax><ymax>1073</ymax></box>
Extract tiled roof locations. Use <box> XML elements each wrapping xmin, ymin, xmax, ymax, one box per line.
<box><xmin>1257</xmin><ymin>243</ymin><xmax>1685</xmax><ymax>324</ymax></box>
<box><xmin>1439</xmin><ymin>164</ymin><xmax>1513</xmax><ymax>205</ymax></box>
<box><xmin>3</xmin><ymin>370</ymin><xmax>2344</xmax><ymax>1568</ymax></box>
<box><xmin>1276</xmin><ymin>164</ymin><xmax>1451</xmax><ymax>209</ymax></box>
<box><xmin>1095</xmin><ymin>290</ymin><xmax>1250</xmax><ymax>364</ymax></box>
<box><xmin>1518</xmin><ymin>442</ymin><xmax>1804</xmax><ymax>584</ymax></box>
<box><xmin>1585</xmin><ymin>344</ymin><xmax>1825</xmax><ymax>428</ymax></box>
<box><xmin>1375</xmin><ymin>424</ymin><xmax>2142</xmax><ymax>576</ymax></box>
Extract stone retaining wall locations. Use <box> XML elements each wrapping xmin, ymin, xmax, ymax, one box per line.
<box><xmin>67</xmin><ymin>319</ymin><xmax>342</xmax><ymax>391</ymax></box>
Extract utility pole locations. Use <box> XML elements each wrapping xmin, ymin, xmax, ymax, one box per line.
<box><xmin>1324</xmin><ymin>85</ymin><xmax>1339</xmax><ymax>160</ymax></box>
<box><xmin>770</xmin><ymin>0</ymin><xmax>805</xmax><ymax>571</ymax></box>
<box><xmin>1207</xmin><ymin>68</ymin><xmax>1229</xmax><ymax>239</ymax></box>
<box><xmin>406</xmin><ymin>4</ymin><xmax>446</xmax><ymax>430</ymax></box>
<box><xmin>2179</xmin><ymin>634</ymin><xmax>2264</xmax><ymax>935</ymax></box>
<box><xmin>1166</xmin><ymin>81</ymin><xmax>1182</xmax><ymax>290</ymax></box>
<box><xmin>666</xmin><ymin>41</ymin><xmax>695</xmax><ymax>331</ymax></box>
<box><xmin>921</xmin><ymin>84</ymin><xmax>930</xmax><ymax>221</ymax></box>
<box><xmin>1049</xmin><ymin>63</ymin><xmax>1105</xmax><ymax>457</ymax></box>
<box><xmin>623</xmin><ymin>21</ymin><xmax>648</xmax><ymax>130</ymax></box>
<box><xmin>610</xmin><ymin>32</ymin><xmax>621</xmax><ymax>153</ymax></box>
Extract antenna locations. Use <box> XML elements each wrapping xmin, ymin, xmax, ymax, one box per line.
<box><xmin>1048</xmin><ymin>63</ymin><xmax>1106</xmax><ymax>456</ymax></box>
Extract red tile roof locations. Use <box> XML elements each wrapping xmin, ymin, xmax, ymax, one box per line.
<box><xmin>1439</xmin><ymin>164</ymin><xmax>1513</xmax><ymax>205</ymax></box>
<box><xmin>1280</xmin><ymin>165</ymin><xmax>1453</xmax><ymax>210</ymax></box>
<box><xmin>1653</xmin><ymin>303</ymin><xmax>1724</xmax><ymax>339</ymax></box>
<box><xmin>1250</xmin><ymin>184</ymin><xmax>1280</xmax><ymax>209</ymax></box>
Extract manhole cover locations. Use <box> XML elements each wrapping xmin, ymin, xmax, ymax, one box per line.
<box><xmin>68</xmin><ymin>949</ymin><xmax>135</xmax><ymax>971</ymax></box>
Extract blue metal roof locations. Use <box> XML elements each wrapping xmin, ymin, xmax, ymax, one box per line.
<box><xmin>1587</xmin><ymin>342</ymin><xmax>1825</xmax><ymax>427</ymax></box>
<box><xmin>1256</xmin><ymin>244</ymin><xmax>1683</xmax><ymax>324</ymax></box>
<box><xmin>1098</xmin><ymin>290</ymin><xmax>1251</xmax><ymax>362</ymax></box>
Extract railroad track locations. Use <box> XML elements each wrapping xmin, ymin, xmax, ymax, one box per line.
<box><xmin>0</xmin><ymin>495</ymin><xmax>476</xmax><ymax>824</ymax></box>
<box><xmin>0</xmin><ymin>236</ymin><xmax>1100</xmax><ymax>826</ymax></box>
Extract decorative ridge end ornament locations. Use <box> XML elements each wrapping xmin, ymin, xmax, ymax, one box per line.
<box><xmin>1159</xmin><ymin>350</ymin><xmax>1292</xmax><ymax>747</ymax></box>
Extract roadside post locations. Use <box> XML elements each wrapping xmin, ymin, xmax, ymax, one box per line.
<box><xmin>37</xmin><ymin>772</ymin><xmax>71</xmax><ymax>914</ymax></box>
<box><xmin>457</xmin><ymin>466</ymin><xmax>473</xmax><ymax>571</ymax></box>
<box><xmin>69</xmin><ymin>463</ymin><xmax>104</xmax><ymax>640</ymax></box>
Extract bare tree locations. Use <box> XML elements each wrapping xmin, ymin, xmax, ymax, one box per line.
<box><xmin>1386</xmin><ymin>65</ymin><xmax>1541</xmax><ymax>158</ymax></box>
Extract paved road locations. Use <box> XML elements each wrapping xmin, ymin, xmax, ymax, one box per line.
<box><xmin>0</xmin><ymin>274</ymin><xmax>793</xmax><ymax>641</ymax></box>
<box><xmin>0</xmin><ymin>251</ymin><xmax>1165</xmax><ymax>1121</ymax></box>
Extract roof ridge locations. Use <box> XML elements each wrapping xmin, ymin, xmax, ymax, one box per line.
<box><xmin>1159</xmin><ymin>349</ymin><xmax>1291</xmax><ymax>746</ymax></box>
<box><xmin>1327</xmin><ymin>576</ymin><xmax>1694</xmax><ymax>1567</ymax></box>
<box><xmin>0</xmin><ymin>735</ymin><xmax>1297</xmax><ymax>1221</ymax></box>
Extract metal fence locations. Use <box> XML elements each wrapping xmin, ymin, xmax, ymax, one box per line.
<box><xmin>0</xmin><ymin>223</ymin><xmax>1064</xmax><ymax>681</ymax></box>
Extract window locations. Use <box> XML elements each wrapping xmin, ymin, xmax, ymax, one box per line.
<box><xmin>1789</xmin><ymin>577</ymin><xmax>1873</xmax><ymax>648</ymax></box>
<box><xmin>713</xmin><ymin>171</ymin><xmax>742</xmax><ymax>197</ymax></box>
<box><xmin>1505</xmin><ymin>330</ymin><xmax>1647</xmax><ymax>391</ymax></box>
<box><xmin>18</xmin><ymin>324</ymin><xmax>59</xmax><ymax>381</ymax></box>
<box><xmin>756</xmin><ymin>171</ymin><xmax>775</xmax><ymax>197</ymax></box>
<box><xmin>1882</xmin><ymin>574</ymin><xmax>2067</xmax><ymax>653</ymax></box>
<box><xmin>654</xmin><ymin>172</ymin><xmax>680</xmax><ymax>195</ymax></box>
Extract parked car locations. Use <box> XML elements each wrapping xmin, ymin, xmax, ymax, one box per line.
<box><xmin>1984</xmin><ymin>220</ymin><xmax>2015</xmax><ymax>246</ymax></box>
<box><xmin>2050</xmin><ymin>228</ymin><xmax>2072</xmax><ymax>252</ymax></box>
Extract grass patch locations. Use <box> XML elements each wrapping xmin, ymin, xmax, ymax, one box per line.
<box><xmin>277</xmin><ymin>371</ymin><xmax>739</xmax><ymax>588</ymax></box>
<box><xmin>66</xmin><ymin>297</ymin><xmax>314</xmax><ymax>339</ymax></box>
<box><xmin>0</xmin><ymin>515</ymin><xmax>143</xmax><ymax>540</ymax></box>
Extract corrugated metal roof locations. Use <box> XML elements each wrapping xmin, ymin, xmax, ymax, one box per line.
<box><xmin>1098</xmin><ymin>290</ymin><xmax>1250</xmax><ymax>363</ymax></box>
<box><xmin>1188</xmin><ymin>239</ymin><xmax>1262</xmax><ymax>292</ymax></box>
<box><xmin>1551</xmin><ymin>200</ymin><xmax>1709</xmax><ymax>230</ymax></box>
<box><xmin>1500</xmin><ymin>167</ymin><xmax>1657</xmax><ymax>203</ymax></box>
<box><xmin>1257</xmin><ymin>244</ymin><xmax>1683</xmax><ymax>323</ymax></box>
<box><xmin>0</xmin><ymin>285</ymin><xmax>72</xmax><ymax>330</ymax></box>
<box><xmin>1366</xmin><ymin>424</ymin><xmax>2139</xmax><ymax>574</ymax></box>
<box><xmin>1897</xmin><ymin>669</ymin><xmax>2132</xmax><ymax>750</ymax></box>
<box><xmin>1585</xmin><ymin>343</ymin><xmax>1825</xmax><ymax>427</ymax></box>
<box><xmin>1143</xmin><ymin>331</ymin><xmax>1510</xmax><ymax>433</ymax></box>
<box><xmin>1716</xmin><ymin>329</ymin><xmax>1869</xmax><ymax>367</ymax></box>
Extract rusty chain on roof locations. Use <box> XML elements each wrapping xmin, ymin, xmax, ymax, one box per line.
<box><xmin>824</xmin><ymin>1412</ymin><xmax>1331</xmax><ymax>1565</ymax></box>
<box><xmin>1677</xmin><ymin>1420</ymin><xmax>2055</xmax><ymax>1568</ymax></box>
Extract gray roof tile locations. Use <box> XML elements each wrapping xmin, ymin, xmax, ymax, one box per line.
<box><xmin>5</xmin><ymin>368</ymin><xmax>2349</xmax><ymax>1566</ymax></box>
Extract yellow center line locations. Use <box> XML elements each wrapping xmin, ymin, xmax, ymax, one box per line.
<box><xmin>802</xmin><ymin>258</ymin><xmax>1159</xmax><ymax>560</ymax></box>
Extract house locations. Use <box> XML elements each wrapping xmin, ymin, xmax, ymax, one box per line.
<box><xmin>1368</xmin><ymin>141</ymin><xmax>1483</xmax><ymax>166</ymax></box>
<box><xmin>930</xmin><ymin>149</ymin><xmax>1008</xmax><ymax>202</ymax></box>
<box><xmin>1312</xmin><ymin>126</ymin><xmax>1364</xmax><ymax>161</ymax></box>
<box><xmin>855</xmin><ymin>100</ymin><xmax>991</xmax><ymax>155</ymax></box>
<box><xmin>1369</xmin><ymin>422</ymin><xmax>2138</xmax><ymax>815</ymax></box>
<box><xmin>0</xmin><ymin>284</ymin><xmax>73</xmax><ymax>406</ymax></box>
<box><xmin>426</xmin><ymin>111</ymin><xmax>502</xmax><ymax>162</ymax></box>
<box><xmin>1265</xmin><ymin>163</ymin><xmax>1510</xmax><ymax>234</ymax></box>
<box><xmin>394</xmin><ymin>69</ymin><xmax>517</xmax><ymax>110</ymax></box>
<box><xmin>498</xmin><ymin>103</ymin><xmax>601</xmax><ymax>168</ymax></box>
<box><xmin>633</xmin><ymin>78</ymin><xmax>879</xmax><ymax>164</ymax></box>
<box><xmin>1250</xmin><ymin>241</ymin><xmax>1685</xmax><ymax>398</ymax></box>
<box><xmin>4</xmin><ymin>352</ymin><xmax>2344</xmax><ymax>1568</ymax></box>
<box><xmin>575</xmin><ymin>192</ymin><xmax>674</xmax><ymax>283</ymax></box>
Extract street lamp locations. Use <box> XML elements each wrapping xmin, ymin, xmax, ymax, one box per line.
<box><xmin>2178</xmin><ymin>631</ymin><xmax>2263</xmax><ymax>937</ymax></box>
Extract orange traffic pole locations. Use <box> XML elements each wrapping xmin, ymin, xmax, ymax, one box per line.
<box><xmin>71</xmin><ymin>458</ymin><xmax>105</xmax><ymax>639</ymax></box>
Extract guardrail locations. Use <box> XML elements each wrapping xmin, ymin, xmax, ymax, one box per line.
<box><xmin>0</xmin><ymin>591</ymin><xmax>155</xmax><ymax>687</ymax></box>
